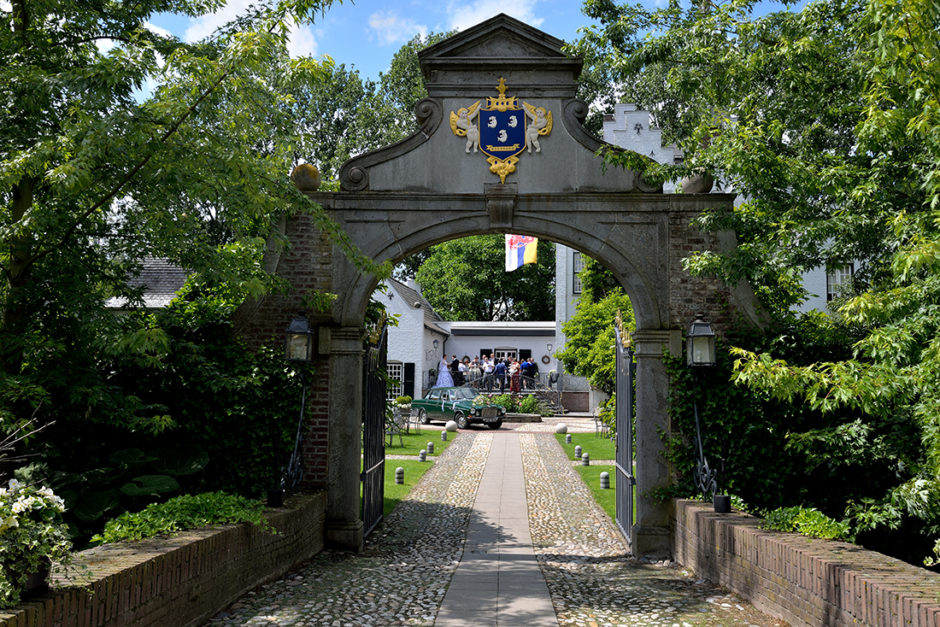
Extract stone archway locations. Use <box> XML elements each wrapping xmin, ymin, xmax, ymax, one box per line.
<box><xmin>238</xmin><ymin>14</ymin><xmax>761</xmax><ymax>557</ymax></box>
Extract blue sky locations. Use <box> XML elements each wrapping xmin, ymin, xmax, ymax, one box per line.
<box><xmin>150</xmin><ymin>0</ymin><xmax>801</xmax><ymax>84</ymax></box>
<box><xmin>150</xmin><ymin>0</ymin><xmax>604</xmax><ymax>81</ymax></box>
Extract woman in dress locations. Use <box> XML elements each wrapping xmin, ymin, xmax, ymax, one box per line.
<box><xmin>509</xmin><ymin>358</ymin><xmax>521</xmax><ymax>393</ymax></box>
<box><xmin>435</xmin><ymin>356</ymin><xmax>454</xmax><ymax>387</ymax></box>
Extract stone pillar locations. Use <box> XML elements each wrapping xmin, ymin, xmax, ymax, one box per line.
<box><xmin>325</xmin><ymin>326</ymin><xmax>365</xmax><ymax>552</ymax></box>
<box><xmin>632</xmin><ymin>328</ymin><xmax>682</xmax><ymax>558</ymax></box>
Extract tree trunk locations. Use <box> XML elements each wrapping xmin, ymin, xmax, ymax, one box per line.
<box><xmin>3</xmin><ymin>177</ymin><xmax>37</xmax><ymax>376</ymax></box>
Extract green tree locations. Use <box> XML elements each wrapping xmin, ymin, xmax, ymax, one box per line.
<box><xmin>414</xmin><ymin>235</ymin><xmax>555</xmax><ymax>321</ymax></box>
<box><xmin>0</xmin><ymin>0</ymin><xmax>388</xmax><ymax>440</ymax></box>
<box><xmin>577</xmin><ymin>0</ymin><xmax>940</xmax><ymax>563</ymax></box>
<box><xmin>556</xmin><ymin>256</ymin><xmax>633</xmax><ymax>395</ymax></box>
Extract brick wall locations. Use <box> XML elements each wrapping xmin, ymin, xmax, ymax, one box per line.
<box><xmin>668</xmin><ymin>211</ymin><xmax>737</xmax><ymax>334</ymax></box>
<box><xmin>675</xmin><ymin>499</ymin><xmax>940</xmax><ymax>626</ymax></box>
<box><xmin>0</xmin><ymin>492</ymin><xmax>327</xmax><ymax>627</ymax></box>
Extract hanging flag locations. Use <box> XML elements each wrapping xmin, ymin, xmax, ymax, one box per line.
<box><xmin>505</xmin><ymin>234</ymin><xmax>538</xmax><ymax>272</ymax></box>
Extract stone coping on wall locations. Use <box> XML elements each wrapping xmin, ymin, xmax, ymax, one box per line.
<box><xmin>0</xmin><ymin>491</ymin><xmax>327</xmax><ymax>627</ymax></box>
<box><xmin>674</xmin><ymin>499</ymin><xmax>940</xmax><ymax>626</ymax></box>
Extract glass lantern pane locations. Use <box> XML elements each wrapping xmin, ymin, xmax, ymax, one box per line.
<box><xmin>691</xmin><ymin>336</ymin><xmax>714</xmax><ymax>365</ymax></box>
<box><xmin>287</xmin><ymin>333</ymin><xmax>310</xmax><ymax>361</ymax></box>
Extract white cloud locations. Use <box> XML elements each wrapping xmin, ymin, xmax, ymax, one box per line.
<box><xmin>145</xmin><ymin>22</ymin><xmax>173</xmax><ymax>39</ymax></box>
<box><xmin>184</xmin><ymin>0</ymin><xmax>251</xmax><ymax>43</ymax></box>
<box><xmin>287</xmin><ymin>24</ymin><xmax>318</xmax><ymax>57</ymax></box>
<box><xmin>368</xmin><ymin>10</ymin><xmax>428</xmax><ymax>46</ymax></box>
<box><xmin>184</xmin><ymin>0</ymin><xmax>317</xmax><ymax>58</ymax></box>
<box><xmin>446</xmin><ymin>0</ymin><xmax>543</xmax><ymax>31</ymax></box>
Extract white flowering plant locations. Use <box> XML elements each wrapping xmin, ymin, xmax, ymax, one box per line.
<box><xmin>0</xmin><ymin>479</ymin><xmax>74</xmax><ymax>608</ymax></box>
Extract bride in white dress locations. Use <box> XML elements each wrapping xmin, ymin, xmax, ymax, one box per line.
<box><xmin>435</xmin><ymin>356</ymin><xmax>454</xmax><ymax>387</ymax></box>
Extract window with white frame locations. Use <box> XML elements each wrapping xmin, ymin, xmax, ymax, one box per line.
<box><xmin>572</xmin><ymin>251</ymin><xmax>583</xmax><ymax>294</ymax></box>
<box><xmin>387</xmin><ymin>361</ymin><xmax>403</xmax><ymax>399</ymax></box>
<box><xmin>826</xmin><ymin>264</ymin><xmax>854</xmax><ymax>302</ymax></box>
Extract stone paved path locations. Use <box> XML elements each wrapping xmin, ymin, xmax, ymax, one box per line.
<box><xmin>205</xmin><ymin>430</ymin><xmax>786</xmax><ymax>627</ymax></box>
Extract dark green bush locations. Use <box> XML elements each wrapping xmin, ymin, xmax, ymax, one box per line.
<box><xmin>26</xmin><ymin>284</ymin><xmax>305</xmax><ymax>544</ymax></box>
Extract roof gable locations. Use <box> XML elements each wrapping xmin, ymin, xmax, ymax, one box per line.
<box><xmin>419</xmin><ymin>14</ymin><xmax>566</xmax><ymax>62</ymax></box>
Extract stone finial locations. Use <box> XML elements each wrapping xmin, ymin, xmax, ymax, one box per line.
<box><xmin>291</xmin><ymin>163</ymin><xmax>321</xmax><ymax>191</ymax></box>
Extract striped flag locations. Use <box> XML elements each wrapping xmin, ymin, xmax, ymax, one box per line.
<box><xmin>505</xmin><ymin>234</ymin><xmax>538</xmax><ymax>272</ymax></box>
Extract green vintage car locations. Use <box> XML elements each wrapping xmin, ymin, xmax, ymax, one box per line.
<box><xmin>413</xmin><ymin>386</ymin><xmax>506</xmax><ymax>429</ymax></box>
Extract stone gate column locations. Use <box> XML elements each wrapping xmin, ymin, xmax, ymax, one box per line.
<box><xmin>325</xmin><ymin>326</ymin><xmax>364</xmax><ymax>551</ymax></box>
<box><xmin>632</xmin><ymin>328</ymin><xmax>682</xmax><ymax>558</ymax></box>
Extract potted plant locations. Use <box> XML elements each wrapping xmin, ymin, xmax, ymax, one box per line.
<box><xmin>0</xmin><ymin>479</ymin><xmax>74</xmax><ymax>608</ymax></box>
<box><xmin>393</xmin><ymin>396</ymin><xmax>412</xmax><ymax>418</ymax></box>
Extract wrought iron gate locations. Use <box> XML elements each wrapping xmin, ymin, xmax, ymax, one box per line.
<box><xmin>614</xmin><ymin>324</ymin><xmax>636</xmax><ymax>545</ymax></box>
<box><xmin>361</xmin><ymin>327</ymin><xmax>387</xmax><ymax>537</ymax></box>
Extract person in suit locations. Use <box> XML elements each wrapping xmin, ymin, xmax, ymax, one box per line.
<box><xmin>494</xmin><ymin>358</ymin><xmax>507</xmax><ymax>393</ymax></box>
<box><xmin>450</xmin><ymin>355</ymin><xmax>463</xmax><ymax>386</ymax></box>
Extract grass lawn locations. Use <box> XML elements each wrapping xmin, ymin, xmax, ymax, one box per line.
<box><xmin>555</xmin><ymin>432</ymin><xmax>616</xmax><ymax>461</ymax></box>
<box><xmin>384</xmin><ymin>430</ymin><xmax>454</xmax><ymax>457</ymax></box>
<box><xmin>383</xmin><ymin>459</ymin><xmax>434</xmax><ymax>516</ymax></box>
<box><xmin>574</xmin><ymin>463</ymin><xmax>616</xmax><ymax>521</ymax></box>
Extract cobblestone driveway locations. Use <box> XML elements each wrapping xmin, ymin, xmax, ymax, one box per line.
<box><xmin>205</xmin><ymin>431</ymin><xmax>785</xmax><ymax>626</ymax></box>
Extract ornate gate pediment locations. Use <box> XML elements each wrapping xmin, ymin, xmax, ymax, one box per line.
<box><xmin>338</xmin><ymin>13</ymin><xmax>661</xmax><ymax>195</ymax></box>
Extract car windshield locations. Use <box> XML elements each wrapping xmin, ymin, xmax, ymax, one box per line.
<box><xmin>452</xmin><ymin>388</ymin><xmax>476</xmax><ymax>400</ymax></box>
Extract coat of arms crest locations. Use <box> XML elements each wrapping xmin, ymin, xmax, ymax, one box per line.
<box><xmin>449</xmin><ymin>78</ymin><xmax>552</xmax><ymax>183</ymax></box>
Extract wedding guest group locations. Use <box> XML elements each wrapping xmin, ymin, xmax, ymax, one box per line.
<box><xmin>442</xmin><ymin>354</ymin><xmax>540</xmax><ymax>393</ymax></box>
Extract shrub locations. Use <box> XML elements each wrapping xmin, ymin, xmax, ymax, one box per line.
<box><xmin>0</xmin><ymin>480</ymin><xmax>74</xmax><ymax>608</ymax></box>
<box><xmin>489</xmin><ymin>394</ymin><xmax>518</xmax><ymax>412</ymax></box>
<box><xmin>91</xmin><ymin>491</ymin><xmax>270</xmax><ymax>544</ymax></box>
<box><xmin>761</xmin><ymin>505</ymin><xmax>853</xmax><ymax>542</ymax></box>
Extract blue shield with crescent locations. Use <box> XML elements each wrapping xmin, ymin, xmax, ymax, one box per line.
<box><xmin>479</xmin><ymin>109</ymin><xmax>526</xmax><ymax>161</ymax></box>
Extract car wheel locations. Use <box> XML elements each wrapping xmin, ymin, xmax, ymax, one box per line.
<box><xmin>418</xmin><ymin>408</ymin><xmax>430</xmax><ymax>425</ymax></box>
<box><xmin>455</xmin><ymin>412</ymin><xmax>469</xmax><ymax>429</ymax></box>
<box><xmin>487</xmin><ymin>420</ymin><xmax>503</xmax><ymax>430</ymax></box>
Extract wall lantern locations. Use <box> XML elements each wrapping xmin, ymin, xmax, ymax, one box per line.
<box><xmin>285</xmin><ymin>313</ymin><xmax>315</xmax><ymax>362</ymax></box>
<box><xmin>546</xmin><ymin>342</ymin><xmax>554</xmax><ymax>353</ymax></box>
<box><xmin>686</xmin><ymin>313</ymin><xmax>716</xmax><ymax>367</ymax></box>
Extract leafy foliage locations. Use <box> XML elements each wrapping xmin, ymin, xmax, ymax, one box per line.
<box><xmin>556</xmin><ymin>286</ymin><xmax>633</xmax><ymax>395</ymax></box>
<box><xmin>578</xmin><ymin>0</ymin><xmax>940</xmax><ymax>566</ymax></box>
<box><xmin>762</xmin><ymin>506</ymin><xmax>853</xmax><ymax>542</ymax></box>
<box><xmin>20</xmin><ymin>284</ymin><xmax>304</xmax><ymax>544</ymax></box>
<box><xmin>0</xmin><ymin>480</ymin><xmax>73</xmax><ymax>608</ymax></box>
<box><xmin>415</xmin><ymin>235</ymin><xmax>555</xmax><ymax>321</ymax></box>
<box><xmin>91</xmin><ymin>491</ymin><xmax>270</xmax><ymax>545</ymax></box>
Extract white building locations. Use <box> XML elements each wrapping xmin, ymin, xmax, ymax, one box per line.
<box><xmin>382</xmin><ymin>277</ymin><xmax>558</xmax><ymax>399</ymax></box>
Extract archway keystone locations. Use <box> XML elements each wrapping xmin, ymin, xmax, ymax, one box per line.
<box><xmin>239</xmin><ymin>13</ymin><xmax>761</xmax><ymax>558</ymax></box>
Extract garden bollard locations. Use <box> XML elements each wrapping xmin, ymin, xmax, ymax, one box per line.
<box><xmin>419</xmin><ymin>449</ymin><xmax>427</xmax><ymax>462</ymax></box>
<box><xmin>395</xmin><ymin>467</ymin><xmax>404</xmax><ymax>485</ymax></box>
<box><xmin>441</xmin><ymin>430</ymin><xmax>447</xmax><ymax>441</ymax></box>
<box><xmin>574</xmin><ymin>445</ymin><xmax>582</xmax><ymax>460</ymax></box>
<box><xmin>599</xmin><ymin>471</ymin><xmax>610</xmax><ymax>489</ymax></box>
<box><xmin>565</xmin><ymin>433</ymin><xmax>572</xmax><ymax>444</ymax></box>
<box><xmin>582</xmin><ymin>453</ymin><xmax>590</xmax><ymax>466</ymax></box>
<box><xmin>427</xmin><ymin>442</ymin><xmax>434</xmax><ymax>455</ymax></box>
